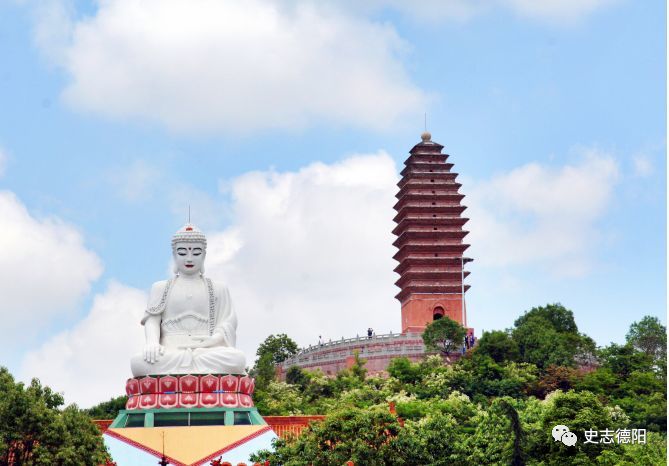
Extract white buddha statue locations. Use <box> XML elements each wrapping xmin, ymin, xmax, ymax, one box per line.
<box><xmin>130</xmin><ymin>224</ymin><xmax>246</xmax><ymax>376</ymax></box>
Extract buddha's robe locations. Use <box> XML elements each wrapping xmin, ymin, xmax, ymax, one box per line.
<box><xmin>130</xmin><ymin>277</ymin><xmax>246</xmax><ymax>376</ymax></box>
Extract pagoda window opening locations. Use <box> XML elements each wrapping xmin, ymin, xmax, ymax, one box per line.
<box><xmin>433</xmin><ymin>307</ymin><xmax>445</xmax><ymax>320</ymax></box>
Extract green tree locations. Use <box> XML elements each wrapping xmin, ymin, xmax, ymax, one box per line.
<box><xmin>256</xmin><ymin>334</ymin><xmax>299</xmax><ymax>364</ymax></box>
<box><xmin>456</xmin><ymin>355</ymin><xmax>537</xmax><ymax>399</ymax></box>
<box><xmin>397</xmin><ymin>411</ymin><xmax>467</xmax><ymax>465</ymax></box>
<box><xmin>422</xmin><ymin>317</ymin><xmax>466</xmax><ymax>360</ymax></box>
<box><xmin>575</xmin><ymin>367</ymin><xmax>618</xmax><ymax>396</ymax></box>
<box><xmin>498</xmin><ymin>399</ymin><xmax>525</xmax><ymax>466</ymax></box>
<box><xmin>251</xmin><ymin>406</ymin><xmax>403</xmax><ymax>466</ymax></box>
<box><xmin>86</xmin><ymin>395</ymin><xmax>128</xmax><ymax>419</ymax></box>
<box><xmin>596</xmin><ymin>432</ymin><xmax>667</xmax><ymax>465</ymax></box>
<box><xmin>475</xmin><ymin>330</ymin><xmax>520</xmax><ymax>363</ymax></box>
<box><xmin>575</xmin><ymin>343</ymin><xmax>667</xmax><ymax>432</ymax></box>
<box><xmin>253</xmin><ymin>381</ymin><xmax>306</xmax><ymax>416</ymax></box>
<box><xmin>514</xmin><ymin>303</ymin><xmax>578</xmax><ymax>334</ymax></box>
<box><xmin>349</xmin><ymin>350</ymin><xmax>367</xmax><ymax>381</ymax></box>
<box><xmin>533</xmin><ymin>390</ymin><xmax>617</xmax><ymax>465</ymax></box>
<box><xmin>285</xmin><ymin>366</ymin><xmax>309</xmax><ymax>389</ymax></box>
<box><xmin>626</xmin><ymin>315</ymin><xmax>667</xmax><ymax>364</ymax></box>
<box><xmin>512</xmin><ymin>303</ymin><xmax>595</xmax><ymax>370</ymax></box>
<box><xmin>252</xmin><ymin>333</ymin><xmax>299</xmax><ymax>389</ymax></box>
<box><xmin>0</xmin><ymin>367</ymin><xmax>108</xmax><ymax>465</ymax></box>
<box><xmin>600</xmin><ymin>343</ymin><xmax>654</xmax><ymax>378</ymax></box>
<box><xmin>461</xmin><ymin>397</ymin><xmax>526</xmax><ymax>465</ymax></box>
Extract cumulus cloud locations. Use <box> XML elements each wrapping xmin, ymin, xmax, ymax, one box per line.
<box><xmin>25</xmin><ymin>0</ymin><xmax>616</xmax><ymax>134</ymax></box>
<box><xmin>30</xmin><ymin>0</ymin><xmax>74</xmax><ymax>65</ymax></box>
<box><xmin>465</xmin><ymin>148</ymin><xmax>619</xmax><ymax>276</ymax></box>
<box><xmin>36</xmin><ymin>0</ymin><xmax>425</xmax><ymax>133</ymax></box>
<box><xmin>19</xmin><ymin>282</ymin><xmax>145</xmax><ymax>407</ymax></box>
<box><xmin>206</xmin><ymin>152</ymin><xmax>400</xmax><ymax>357</ymax></box>
<box><xmin>0</xmin><ymin>191</ymin><xmax>103</xmax><ymax>343</ymax></box>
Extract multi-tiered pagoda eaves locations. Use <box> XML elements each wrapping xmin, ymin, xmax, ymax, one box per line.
<box><xmin>393</xmin><ymin>132</ymin><xmax>472</xmax><ymax>333</ymax></box>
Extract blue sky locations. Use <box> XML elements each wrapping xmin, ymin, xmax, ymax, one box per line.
<box><xmin>0</xmin><ymin>0</ymin><xmax>665</xmax><ymax>406</ymax></box>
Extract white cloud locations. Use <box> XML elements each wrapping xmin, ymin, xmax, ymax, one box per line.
<box><xmin>29</xmin><ymin>0</ymin><xmax>74</xmax><ymax>65</ymax></box>
<box><xmin>502</xmin><ymin>0</ymin><xmax>617</xmax><ymax>24</ymax></box>
<box><xmin>632</xmin><ymin>153</ymin><xmax>653</xmax><ymax>177</ymax></box>
<box><xmin>206</xmin><ymin>152</ymin><xmax>401</xmax><ymax>358</ymax></box>
<box><xmin>465</xmin><ymin>148</ymin><xmax>619</xmax><ymax>276</ymax></box>
<box><xmin>19</xmin><ymin>282</ymin><xmax>145</xmax><ymax>407</ymax></box>
<box><xmin>37</xmin><ymin>0</ymin><xmax>425</xmax><ymax>133</ymax></box>
<box><xmin>0</xmin><ymin>191</ymin><xmax>103</xmax><ymax>343</ymax></box>
<box><xmin>25</xmin><ymin>0</ymin><xmax>615</xmax><ymax>135</ymax></box>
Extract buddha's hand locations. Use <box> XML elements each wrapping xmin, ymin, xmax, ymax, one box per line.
<box><xmin>143</xmin><ymin>343</ymin><xmax>164</xmax><ymax>363</ymax></box>
<box><xmin>178</xmin><ymin>334</ymin><xmax>224</xmax><ymax>350</ymax></box>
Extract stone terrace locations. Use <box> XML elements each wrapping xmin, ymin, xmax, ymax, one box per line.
<box><xmin>278</xmin><ymin>332</ymin><xmax>431</xmax><ymax>378</ymax></box>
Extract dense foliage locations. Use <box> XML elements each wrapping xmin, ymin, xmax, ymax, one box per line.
<box><xmin>252</xmin><ymin>305</ymin><xmax>667</xmax><ymax>465</ymax></box>
<box><xmin>421</xmin><ymin>317</ymin><xmax>467</xmax><ymax>360</ymax></box>
<box><xmin>251</xmin><ymin>333</ymin><xmax>299</xmax><ymax>391</ymax></box>
<box><xmin>0</xmin><ymin>367</ymin><xmax>109</xmax><ymax>465</ymax></box>
<box><xmin>85</xmin><ymin>396</ymin><xmax>128</xmax><ymax>420</ymax></box>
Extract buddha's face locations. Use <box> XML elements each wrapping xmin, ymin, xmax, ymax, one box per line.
<box><xmin>173</xmin><ymin>241</ymin><xmax>205</xmax><ymax>275</ymax></box>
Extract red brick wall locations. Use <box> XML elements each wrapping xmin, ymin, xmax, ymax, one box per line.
<box><xmin>401</xmin><ymin>294</ymin><xmax>464</xmax><ymax>332</ymax></box>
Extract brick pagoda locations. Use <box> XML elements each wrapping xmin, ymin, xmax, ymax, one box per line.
<box><xmin>394</xmin><ymin>131</ymin><xmax>472</xmax><ymax>333</ymax></box>
<box><xmin>279</xmin><ymin>132</ymin><xmax>473</xmax><ymax>377</ymax></box>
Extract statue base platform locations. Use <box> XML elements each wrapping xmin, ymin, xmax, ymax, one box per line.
<box><xmin>105</xmin><ymin>375</ymin><xmax>277</xmax><ymax>465</ymax></box>
<box><xmin>125</xmin><ymin>374</ymin><xmax>255</xmax><ymax>410</ymax></box>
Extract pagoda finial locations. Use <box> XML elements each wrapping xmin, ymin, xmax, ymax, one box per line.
<box><xmin>420</xmin><ymin>131</ymin><xmax>432</xmax><ymax>142</ymax></box>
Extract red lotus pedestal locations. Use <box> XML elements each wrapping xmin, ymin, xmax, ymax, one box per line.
<box><xmin>125</xmin><ymin>374</ymin><xmax>255</xmax><ymax>410</ymax></box>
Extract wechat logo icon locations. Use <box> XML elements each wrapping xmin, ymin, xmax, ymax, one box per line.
<box><xmin>552</xmin><ymin>425</ymin><xmax>577</xmax><ymax>446</ymax></box>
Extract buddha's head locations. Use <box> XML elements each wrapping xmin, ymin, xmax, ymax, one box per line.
<box><xmin>172</xmin><ymin>223</ymin><xmax>207</xmax><ymax>276</ymax></box>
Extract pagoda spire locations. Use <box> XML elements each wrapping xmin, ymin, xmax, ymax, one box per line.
<box><xmin>393</xmin><ymin>132</ymin><xmax>472</xmax><ymax>333</ymax></box>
